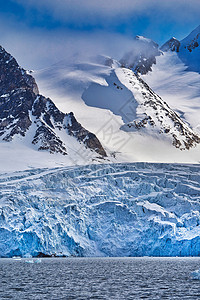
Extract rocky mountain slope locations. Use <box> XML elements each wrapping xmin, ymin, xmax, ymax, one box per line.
<box><xmin>119</xmin><ymin>69</ymin><xmax>200</xmax><ymax>150</ymax></box>
<box><xmin>141</xmin><ymin>26</ymin><xmax>200</xmax><ymax>148</ymax></box>
<box><xmin>1</xmin><ymin>26</ymin><xmax>200</xmax><ymax>169</ymax></box>
<box><xmin>0</xmin><ymin>46</ymin><xmax>106</xmax><ymax>158</ymax></box>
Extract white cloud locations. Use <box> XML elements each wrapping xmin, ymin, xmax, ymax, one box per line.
<box><xmin>1</xmin><ymin>0</ymin><xmax>200</xmax><ymax>70</ymax></box>
<box><xmin>0</xmin><ymin>17</ymin><xmax>135</xmax><ymax>69</ymax></box>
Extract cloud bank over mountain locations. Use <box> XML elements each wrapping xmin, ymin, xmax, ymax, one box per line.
<box><xmin>0</xmin><ymin>1</ymin><xmax>199</xmax><ymax>69</ymax></box>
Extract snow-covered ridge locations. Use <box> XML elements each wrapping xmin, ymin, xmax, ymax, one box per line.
<box><xmin>160</xmin><ymin>25</ymin><xmax>200</xmax><ymax>73</ymax></box>
<box><xmin>118</xmin><ymin>68</ymin><xmax>200</xmax><ymax>150</ymax></box>
<box><xmin>0</xmin><ymin>162</ymin><xmax>200</xmax><ymax>257</ymax></box>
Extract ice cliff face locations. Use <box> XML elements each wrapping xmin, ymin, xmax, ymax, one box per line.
<box><xmin>0</xmin><ymin>45</ymin><xmax>106</xmax><ymax>157</ymax></box>
<box><xmin>0</xmin><ymin>163</ymin><xmax>200</xmax><ymax>258</ymax></box>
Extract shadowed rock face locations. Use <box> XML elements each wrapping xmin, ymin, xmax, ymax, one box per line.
<box><xmin>0</xmin><ymin>46</ymin><xmax>39</xmax><ymax>96</ymax></box>
<box><xmin>0</xmin><ymin>46</ymin><xmax>106</xmax><ymax>157</ymax></box>
<box><xmin>160</xmin><ymin>37</ymin><xmax>181</xmax><ymax>53</ymax></box>
<box><xmin>67</xmin><ymin>112</ymin><xmax>107</xmax><ymax>157</ymax></box>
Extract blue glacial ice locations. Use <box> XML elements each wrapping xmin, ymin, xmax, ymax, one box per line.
<box><xmin>190</xmin><ymin>269</ymin><xmax>200</xmax><ymax>280</ymax></box>
<box><xmin>0</xmin><ymin>162</ymin><xmax>200</xmax><ymax>257</ymax></box>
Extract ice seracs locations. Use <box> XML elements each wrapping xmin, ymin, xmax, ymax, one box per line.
<box><xmin>0</xmin><ymin>162</ymin><xmax>200</xmax><ymax>257</ymax></box>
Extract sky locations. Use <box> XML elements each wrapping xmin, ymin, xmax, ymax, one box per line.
<box><xmin>0</xmin><ymin>0</ymin><xmax>199</xmax><ymax>69</ymax></box>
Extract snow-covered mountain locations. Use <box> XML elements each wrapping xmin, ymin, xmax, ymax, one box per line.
<box><xmin>1</xmin><ymin>162</ymin><xmax>200</xmax><ymax>257</ymax></box>
<box><xmin>142</xmin><ymin>27</ymin><xmax>200</xmax><ymax>148</ymax></box>
<box><xmin>160</xmin><ymin>25</ymin><xmax>200</xmax><ymax>73</ymax></box>
<box><xmin>179</xmin><ymin>25</ymin><xmax>200</xmax><ymax>73</ymax></box>
<box><xmin>34</xmin><ymin>54</ymin><xmax>200</xmax><ymax>166</ymax></box>
<box><xmin>1</xmin><ymin>26</ymin><xmax>200</xmax><ymax>171</ymax></box>
<box><xmin>0</xmin><ymin>45</ymin><xmax>107</xmax><ymax>169</ymax></box>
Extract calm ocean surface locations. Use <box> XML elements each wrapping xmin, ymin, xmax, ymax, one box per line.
<box><xmin>0</xmin><ymin>257</ymin><xmax>200</xmax><ymax>299</ymax></box>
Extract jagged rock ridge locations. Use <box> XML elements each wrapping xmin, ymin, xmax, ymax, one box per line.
<box><xmin>120</xmin><ymin>69</ymin><xmax>200</xmax><ymax>150</ymax></box>
<box><xmin>0</xmin><ymin>46</ymin><xmax>106</xmax><ymax>157</ymax></box>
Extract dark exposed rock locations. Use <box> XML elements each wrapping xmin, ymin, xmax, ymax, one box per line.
<box><xmin>0</xmin><ymin>45</ymin><xmax>107</xmax><ymax>157</ymax></box>
<box><xmin>160</xmin><ymin>37</ymin><xmax>181</xmax><ymax>53</ymax></box>
<box><xmin>183</xmin><ymin>33</ymin><xmax>200</xmax><ymax>53</ymax></box>
<box><xmin>0</xmin><ymin>46</ymin><xmax>38</xmax><ymax>95</ymax></box>
<box><xmin>67</xmin><ymin>112</ymin><xmax>107</xmax><ymax>157</ymax></box>
<box><xmin>32</xmin><ymin>124</ymin><xmax>68</xmax><ymax>155</ymax></box>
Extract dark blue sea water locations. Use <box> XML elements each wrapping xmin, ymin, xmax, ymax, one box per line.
<box><xmin>0</xmin><ymin>257</ymin><xmax>200</xmax><ymax>299</ymax></box>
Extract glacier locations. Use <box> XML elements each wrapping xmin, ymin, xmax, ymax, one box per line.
<box><xmin>0</xmin><ymin>162</ymin><xmax>200</xmax><ymax>258</ymax></box>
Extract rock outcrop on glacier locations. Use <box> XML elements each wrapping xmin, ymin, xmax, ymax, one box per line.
<box><xmin>0</xmin><ymin>45</ymin><xmax>106</xmax><ymax>157</ymax></box>
<box><xmin>0</xmin><ymin>163</ymin><xmax>200</xmax><ymax>257</ymax></box>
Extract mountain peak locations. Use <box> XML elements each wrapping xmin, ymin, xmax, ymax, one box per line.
<box><xmin>120</xmin><ymin>36</ymin><xmax>161</xmax><ymax>74</ymax></box>
<box><xmin>160</xmin><ymin>37</ymin><xmax>180</xmax><ymax>52</ymax></box>
<box><xmin>135</xmin><ymin>36</ymin><xmax>158</xmax><ymax>47</ymax></box>
<box><xmin>181</xmin><ymin>25</ymin><xmax>200</xmax><ymax>52</ymax></box>
<box><xmin>0</xmin><ymin>45</ymin><xmax>39</xmax><ymax>95</ymax></box>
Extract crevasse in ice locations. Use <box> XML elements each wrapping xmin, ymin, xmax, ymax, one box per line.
<box><xmin>0</xmin><ymin>163</ymin><xmax>200</xmax><ymax>257</ymax></box>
